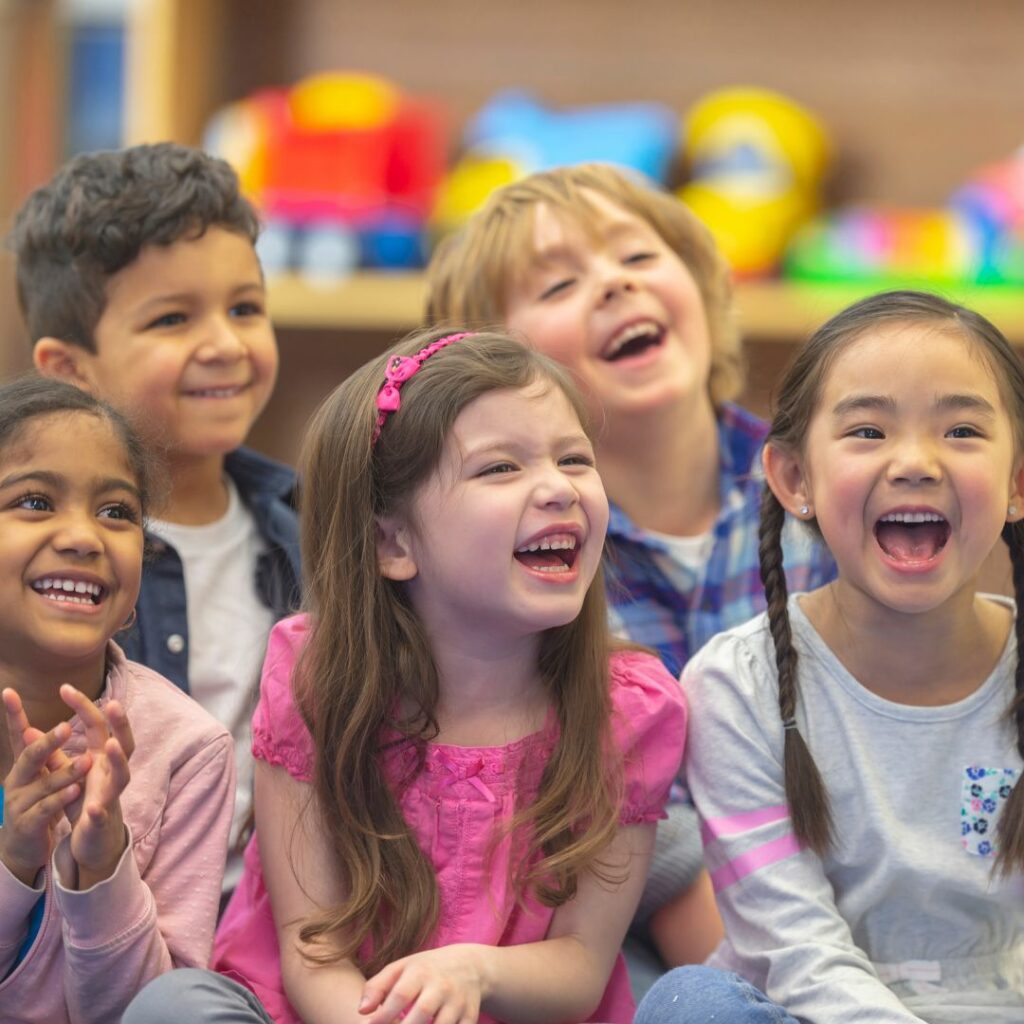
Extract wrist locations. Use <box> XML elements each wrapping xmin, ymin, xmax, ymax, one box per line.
<box><xmin>0</xmin><ymin>848</ymin><xmax>43</xmax><ymax>889</ymax></box>
<box><xmin>74</xmin><ymin>824</ymin><xmax>127</xmax><ymax>890</ymax></box>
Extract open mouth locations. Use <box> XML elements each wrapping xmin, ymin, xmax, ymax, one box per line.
<box><xmin>182</xmin><ymin>383</ymin><xmax>249</xmax><ymax>398</ymax></box>
<box><xmin>603</xmin><ymin>321</ymin><xmax>665</xmax><ymax>362</ymax></box>
<box><xmin>874</xmin><ymin>511</ymin><xmax>950</xmax><ymax>563</ymax></box>
<box><xmin>31</xmin><ymin>577</ymin><xmax>105</xmax><ymax>606</ymax></box>
<box><xmin>514</xmin><ymin>533</ymin><xmax>580</xmax><ymax>574</ymax></box>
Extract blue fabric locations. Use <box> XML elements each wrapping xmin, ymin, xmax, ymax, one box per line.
<box><xmin>605</xmin><ymin>402</ymin><xmax>836</xmax><ymax>677</ymax></box>
<box><xmin>5</xmin><ymin>895</ymin><xmax>44</xmax><ymax>981</ymax></box>
<box><xmin>118</xmin><ymin>447</ymin><xmax>301</xmax><ymax>692</ymax></box>
<box><xmin>635</xmin><ymin>966</ymin><xmax>800</xmax><ymax>1024</ymax></box>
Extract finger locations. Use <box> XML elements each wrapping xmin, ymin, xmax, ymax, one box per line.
<box><xmin>8</xmin><ymin>722</ymin><xmax>72</xmax><ymax>787</ymax></box>
<box><xmin>59</xmin><ymin>685</ymin><xmax>110</xmax><ymax>751</ymax></box>
<box><xmin>361</xmin><ymin>962</ymin><xmax>403</xmax><ymax>1014</ymax></box>
<box><xmin>100</xmin><ymin>738</ymin><xmax>131</xmax><ymax>801</ymax></box>
<box><xmin>398</xmin><ymin>986</ymin><xmax>447</xmax><ymax>1024</ymax></box>
<box><xmin>366</xmin><ymin>983</ymin><xmax>422</xmax><ymax>1024</ymax></box>
<box><xmin>2</xmin><ymin>689</ymin><xmax>32</xmax><ymax>759</ymax></box>
<box><xmin>102</xmin><ymin>701</ymin><xmax>135</xmax><ymax>761</ymax></box>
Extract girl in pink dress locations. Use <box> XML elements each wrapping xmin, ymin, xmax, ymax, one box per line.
<box><xmin>125</xmin><ymin>328</ymin><xmax>686</xmax><ymax>1024</ymax></box>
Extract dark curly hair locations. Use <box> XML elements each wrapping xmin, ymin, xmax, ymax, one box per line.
<box><xmin>9</xmin><ymin>142</ymin><xmax>260</xmax><ymax>352</ymax></box>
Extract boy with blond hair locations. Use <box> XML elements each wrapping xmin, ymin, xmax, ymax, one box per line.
<box><xmin>11</xmin><ymin>143</ymin><xmax>301</xmax><ymax>890</ymax></box>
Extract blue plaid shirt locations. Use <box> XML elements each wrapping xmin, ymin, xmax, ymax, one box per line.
<box><xmin>605</xmin><ymin>402</ymin><xmax>836</xmax><ymax>677</ymax></box>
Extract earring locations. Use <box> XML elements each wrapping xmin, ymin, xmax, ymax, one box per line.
<box><xmin>1010</xmin><ymin>504</ymin><xmax>1018</xmax><ymax>518</ymax></box>
<box><xmin>799</xmin><ymin>505</ymin><xmax>810</xmax><ymax>517</ymax></box>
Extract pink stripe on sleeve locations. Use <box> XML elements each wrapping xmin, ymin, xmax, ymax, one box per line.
<box><xmin>701</xmin><ymin>804</ymin><xmax>791</xmax><ymax>845</ymax></box>
<box><xmin>710</xmin><ymin>833</ymin><xmax>803</xmax><ymax>892</ymax></box>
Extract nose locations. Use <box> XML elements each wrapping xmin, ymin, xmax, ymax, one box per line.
<box><xmin>596</xmin><ymin>257</ymin><xmax>636</xmax><ymax>306</ymax></box>
<box><xmin>887</xmin><ymin>436</ymin><xmax>942</xmax><ymax>485</ymax></box>
<box><xmin>196</xmin><ymin>315</ymin><xmax>246</xmax><ymax>362</ymax></box>
<box><xmin>53</xmin><ymin>511</ymin><xmax>103</xmax><ymax>557</ymax></box>
<box><xmin>534</xmin><ymin>464</ymin><xmax>580</xmax><ymax>509</ymax></box>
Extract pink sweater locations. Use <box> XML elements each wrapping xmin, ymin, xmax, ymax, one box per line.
<box><xmin>0</xmin><ymin>644</ymin><xmax>235</xmax><ymax>1024</ymax></box>
<box><xmin>214</xmin><ymin>614</ymin><xmax>687</xmax><ymax>1024</ymax></box>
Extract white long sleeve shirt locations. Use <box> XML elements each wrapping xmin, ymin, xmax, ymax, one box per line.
<box><xmin>683</xmin><ymin>594</ymin><xmax>1024</xmax><ymax>1024</ymax></box>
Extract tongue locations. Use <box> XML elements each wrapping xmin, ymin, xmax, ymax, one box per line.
<box><xmin>876</xmin><ymin>522</ymin><xmax>946</xmax><ymax>562</ymax></box>
<box><xmin>516</xmin><ymin>550</ymin><xmax>566</xmax><ymax>569</ymax></box>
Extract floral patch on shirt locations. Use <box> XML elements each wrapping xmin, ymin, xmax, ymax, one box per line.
<box><xmin>960</xmin><ymin>766</ymin><xmax>1019</xmax><ymax>856</ymax></box>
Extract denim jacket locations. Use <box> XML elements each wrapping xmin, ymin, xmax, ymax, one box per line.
<box><xmin>119</xmin><ymin>447</ymin><xmax>302</xmax><ymax>693</ymax></box>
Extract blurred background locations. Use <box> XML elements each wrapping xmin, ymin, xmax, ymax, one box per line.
<box><xmin>2</xmin><ymin>0</ymin><xmax>1024</xmax><ymax>464</ymax></box>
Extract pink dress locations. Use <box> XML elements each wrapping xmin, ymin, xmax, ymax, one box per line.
<box><xmin>214</xmin><ymin>615</ymin><xmax>686</xmax><ymax>1024</ymax></box>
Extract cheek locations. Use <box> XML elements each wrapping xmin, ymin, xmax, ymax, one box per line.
<box><xmin>508</xmin><ymin>308</ymin><xmax>586</xmax><ymax>368</ymax></box>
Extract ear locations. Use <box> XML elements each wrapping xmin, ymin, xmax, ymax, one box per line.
<box><xmin>376</xmin><ymin>516</ymin><xmax>418</xmax><ymax>581</ymax></box>
<box><xmin>1008</xmin><ymin>457</ymin><xmax>1024</xmax><ymax>523</ymax></box>
<box><xmin>762</xmin><ymin>441</ymin><xmax>813</xmax><ymax>520</ymax></box>
<box><xmin>33</xmin><ymin>337</ymin><xmax>96</xmax><ymax>390</ymax></box>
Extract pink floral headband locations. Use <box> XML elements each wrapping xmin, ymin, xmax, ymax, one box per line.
<box><xmin>371</xmin><ymin>332</ymin><xmax>474</xmax><ymax>446</ymax></box>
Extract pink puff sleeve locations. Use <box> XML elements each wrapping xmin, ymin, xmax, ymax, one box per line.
<box><xmin>251</xmin><ymin>614</ymin><xmax>315</xmax><ymax>783</ymax></box>
<box><xmin>608</xmin><ymin>649</ymin><xmax>687</xmax><ymax>825</ymax></box>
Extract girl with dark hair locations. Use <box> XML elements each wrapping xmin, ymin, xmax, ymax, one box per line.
<box><xmin>637</xmin><ymin>291</ymin><xmax>1024</xmax><ymax>1023</ymax></box>
<box><xmin>0</xmin><ymin>376</ymin><xmax>234</xmax><ymax>1024</ymax></box>
<box><xmin>126</xmin><ymin>328</ymin><xmax>685</xmax><ymax>1024</ymax></box>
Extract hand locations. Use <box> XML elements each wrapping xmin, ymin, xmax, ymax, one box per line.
<box><xmin>0</xmin><ymin>688</ymin><xmax>89</xmax><ymax>886</ymax></box>
<box><xmin>59</xmin><ymin>684</ymin><xmax>134</xmax><ymax>888</ymax></box>
<box><xmin>359</xmin><ymin>944</ymin><xmax>487</xmax><ymax>1024</ymax></box>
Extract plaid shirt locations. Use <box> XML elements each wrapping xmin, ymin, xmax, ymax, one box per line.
<box><xmin>605</xmin><ymin>402</ymin><xmax>836</xmax><ymax>677</ymax></box>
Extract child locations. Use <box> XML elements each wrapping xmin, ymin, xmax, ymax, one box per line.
<box><xmin>0</xmin><ymin>376</ymin><xmax>234</xmax><ymax>1024</ymax></box>
<box><xmin>122</xmin><ymin>328</ymin><xmax>687</xmax><ymax>1024</ymax></box>
<box><xmin>425</xmin><ymin>163</ymin><xmax>835</xmax><ymax>969</ymax></box>
<box><xmin>637</xmin><ymin>290</ymin><xmax>1024</xmax><ymax>1023</ymax></box>
<box><xmin>10</xmin><ymin>143</ymin><xmax>301</xmax><ymax>888</ymax></box>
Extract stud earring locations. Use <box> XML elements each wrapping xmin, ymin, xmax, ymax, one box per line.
<box><xmin>1010</xmin><ymin>504</ymin><xmax>1018</xmax><ymax>517</ymax></box>
<box><xmin>799</xmin><ymin>505</ymin><xmax>810</xmax><ymax>517</ymax></box>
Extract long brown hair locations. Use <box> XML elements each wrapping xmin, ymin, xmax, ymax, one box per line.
<box><xmin>424</xmin><ymin>162</ymin><xmax>743</xmax><ymax>406</ymax></box>
<box><xmin>760</xmin><ymin>290</ymin><xmax>1024</xmax><ymax>875</ymax></box>
<box><xmin>295</xmin><ymin>328</ymin><xmax>621</xmax><ymax>972</ymax></box>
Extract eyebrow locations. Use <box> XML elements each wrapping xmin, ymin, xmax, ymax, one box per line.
<box><xmin>831</xmin><ymin>393</ymin><xmax>997</xmax><ymax>417</ymax></box>
<box><xmin>0</xmin><ymin>469</ymin><xmax>141</xmax><ymax>499</ymax></box>
<box><xmin>463</xmin><ymin>434</ymin><xmax>593</xmax><ymax>458</ymax></box>
<box><xmin>135</xmin><ymin>280</ymin><xmax>265</xmax><ymax>313</ymax></box>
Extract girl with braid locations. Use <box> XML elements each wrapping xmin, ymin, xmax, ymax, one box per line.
<box><xmin>636</xmin><ymin>291</ymin><xmax>1024</xmax><ymax>1024</ymax></box>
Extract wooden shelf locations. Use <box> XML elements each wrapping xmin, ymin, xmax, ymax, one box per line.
<box><xmin>267</xmin><ymin>273</ymin><xmax>1024</xmax><ymax>344</ymax></box>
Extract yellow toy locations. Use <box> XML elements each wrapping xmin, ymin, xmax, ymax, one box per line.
<box><xmin>678</xmin><ymin>87</ymin><xmax>831</xmax><ymax>277</ymax></box>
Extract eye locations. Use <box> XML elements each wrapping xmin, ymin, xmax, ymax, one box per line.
<box><xmin>146</xmin><ymin>311</ymin><xmax>186</xmax><ymax>330</ymax></box>
<box><xmin>477</xmin><ymin>462</ymin><xmax>518</xmax><ymax>477</ymax></box>
<box><xmin>539</xmin><ymin>278</ymin><xmax>573</xmax><ymax>301</ymax></box>
<box><xmin>849</xmin><ymin>426</ymin><xmax>884</xmax><ymax>440</ymax></box>
<box><xmin>946</xmin><ymin>425</ymin><xmax>982</xmax><ymax>439</ymax></box>
<box><xmin>98</xmin><ymin>501</ymin><xmax>140</xmax><ymax>524</ymax></box>
<box><xmin>230</xmin><ymin>300</ymin><xmax>265</xmax><ymax>318</ymax></box>
<box><xmin>559</xmin><ymin>452</ymin><xmax>596</xmax><ymax>468</ymax></box>
<box><xmin>624</xmin><ymin>251</ymin><xmax>655</xmax><ymax>265</ymax></box>
<box><xmin>12</xmin><ymin>492</ymin><xmax>52</xmax><ymax>512</ymax></box>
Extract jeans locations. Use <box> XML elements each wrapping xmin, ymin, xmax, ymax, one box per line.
<box><xmin>635</xmin><ymin>966</ymin><xmax>800</xmax><ymax>1024</ymax></box>
<box><xmin>122</xmin><ymin>968</ymin><xmax>273</xmax><ymax>1024</ymax></box>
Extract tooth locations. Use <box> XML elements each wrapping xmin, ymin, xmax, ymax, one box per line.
<box><xmin>62</xmin><ymin>580</ymin><xmax>75</xmax><ymax>591</ymax></box>
<box><xmin>75</xmin><ymin>581</ymin><xmax>87</xmax><ymax>593</ymax></box>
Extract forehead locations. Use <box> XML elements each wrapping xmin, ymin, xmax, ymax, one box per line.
<box><xmin>528</xmin><ymin>190</ymin><xmax>656</xmax><ymax>253</ymax></box>
<box><xmin>2</xmin><ymin>411</ymin><xmax>132</xmax><ymax>476</ymax></box>
<box><xmin>449</xmin><ymin>382</ymin><xmax>585</xmax><ymax>448</ymax></box>
<box><xmin>823</xmin><ymin>322</ymin><xmax>1002</xmax><ymax>402</ymax></box>
<box><xmin>103</xmin><ymin>226</ymin><xmax>261</xmax><ymax>309</ymax></box>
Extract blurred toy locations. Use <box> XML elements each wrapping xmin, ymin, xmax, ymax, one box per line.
<box><xmin>204</xmin><ymin>71</ymin><xmax>447</xmax><ymax>278</ymax></box>
<box><xmin>677</xmin><ymin>87</ymin><xmax>831</xmax><ymax>278</ymax></box>
<box><xmin>786</xmin><ymin>146</ymin><xmax>1024</xmax><ymax>286</ymax></box>
<box><xmin>431</xmin><ymin>91</ymin><xmax>678</xmax><ymax>235</ymax></box>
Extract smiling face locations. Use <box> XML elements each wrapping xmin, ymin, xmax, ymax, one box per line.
<box><xmin>774</xmin><ymin>323</ymin><xmax>1024</xmax><ymax>619</ymax></box>
<box><xmin>504</xmin><ymin>192</ymin><xmax>713</xmax><ymax>427</ymax></box>
<box><xmin>0</xmin><ymin>411</ymin><xmax>143</xmax><ymax>690</ymax></box>
<box><xmin>61</xmin><ymin>226</ymin><xmax>278</xmax><ymax>464</ymax></box>
<box><xmin>380</xmin><ymin>381</ymin><xmax>609</xmax><ymax>649</ymax></box>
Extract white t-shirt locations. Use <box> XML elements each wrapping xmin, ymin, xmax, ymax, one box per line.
<box><xmin>149</xmin><ymin>478</ymin><xmax>275</xmax><ymax>890</ymax></box>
